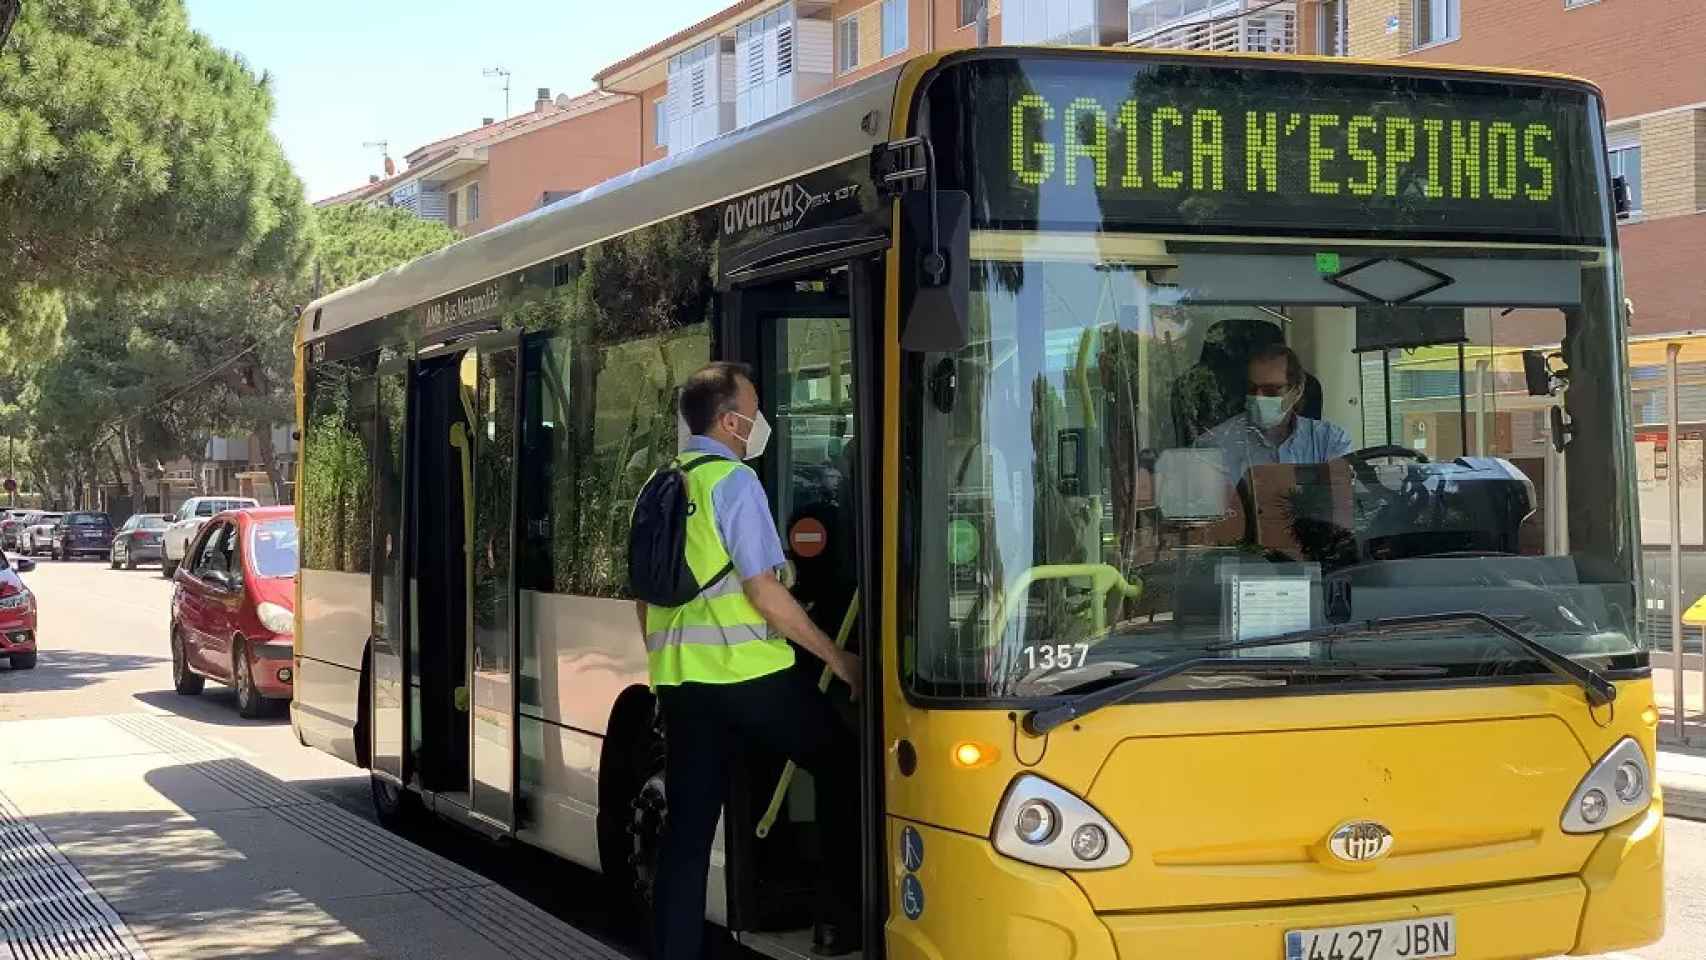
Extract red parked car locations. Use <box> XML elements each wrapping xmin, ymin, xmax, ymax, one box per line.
<box><xmin>169</xmin><ymin>507</ymin><xmax>297</xmax><ymax>716</ymax></box>
<box><xmin>1</xmin><ymin>551</ymin><xmax>38</xmax><ymax>670</ymax></box>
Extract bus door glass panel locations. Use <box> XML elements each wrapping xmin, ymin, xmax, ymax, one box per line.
<box><xmin>470</xmin><ymin>336</ymin><xmax>521</xmax><ymax>829</ymax></box>
<box><xmin>766</xmin><ymin>311</ymin><xmax>858</xmax><ymax>646</ymax></box>
<box><xmin>370</xmin><ymin>357</ymin><xmax>410</xmax><ymax>787</ymax></box>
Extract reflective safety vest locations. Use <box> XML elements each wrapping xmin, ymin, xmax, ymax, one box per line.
<box><xmin>643</xmin><ymin>457</ymin><xmax>795</xmax><ymax>687</ymax></box>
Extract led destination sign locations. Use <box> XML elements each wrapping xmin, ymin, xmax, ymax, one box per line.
<box><xmin>929</xmin><ymin>58</ymin><xmax>1608</xmax><ymax>243</ymax></box>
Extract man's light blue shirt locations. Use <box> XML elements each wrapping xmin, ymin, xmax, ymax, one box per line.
<box><xmin>683</xmin><ymin>436</ymin><xmax>786</xmax><ymax>580</ymax></box>
<box><xmin>1195</xmin><ymin>413</ymin><xmax>1353</xmax><ymax>479</ymax></box>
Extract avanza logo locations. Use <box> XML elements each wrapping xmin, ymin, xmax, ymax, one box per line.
<box><xmin>724</xmin><ymin>181</ymin><xmax>825</xmax><ymax>236</ymax></box>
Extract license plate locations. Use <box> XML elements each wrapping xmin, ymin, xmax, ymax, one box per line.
<box><xmin>1285</xmin><ymin>915</ymin><xmax>1455</xmax><ymax>960</ymax></box>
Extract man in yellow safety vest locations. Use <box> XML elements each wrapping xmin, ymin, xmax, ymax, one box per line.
<box><xmin>636</xmin><ymin>361</ymin><xmax>862</xmax><ymax>959</ymax></box>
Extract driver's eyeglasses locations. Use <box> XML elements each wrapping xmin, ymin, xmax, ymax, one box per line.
<box><xmin>1248</xmin><ymin>384</ymin><xmax>1292</xmax><ymax>398</ymax></box>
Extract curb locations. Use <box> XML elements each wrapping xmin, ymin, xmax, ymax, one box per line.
<box><xmin>1657</xmin><ymin>747</ymin><xmax>1706</xmax><ymax>821</ymax></box>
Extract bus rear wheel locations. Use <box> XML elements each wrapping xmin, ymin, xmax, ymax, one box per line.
<box><xmin>370</xmin><ymin>773</ymin><xmax>419</xmax><ymax>830</ymax></box>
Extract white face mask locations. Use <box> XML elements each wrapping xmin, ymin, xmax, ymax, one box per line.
<box><xmin>729</xmin><ymin>410</ymin><xmax>772</xmax><ymax>461</ymax></box>
<box><xmin>1247</xmin><ymin>393</ymin><xmax>1293</xmax><ymax>429</ymax></box>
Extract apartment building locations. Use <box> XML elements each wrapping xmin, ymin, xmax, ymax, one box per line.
<box><xmin>316</xmin><ymin>88</ymin><xmax>646</xmax><ymax>236</ymax></box>
<box><xmin>593</xmin><ymin>0</ymin><xmax>1005</xmax><ymax>160</ymax></box>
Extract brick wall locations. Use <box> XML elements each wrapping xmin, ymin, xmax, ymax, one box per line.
<box><xmin>1348</xmin><ymin>0</ymin><xmax>1408</xmax><ymax>60</ymax></box>
<box><xmin>1621</xmin><ymin>213</ymin><xmax>1706</xmax><ymax>335</ymax></box>
<box><xmin>1392</xmin><ymin>0</ymin><xmax>1706</xmax><ymax>121</ymax></box>
<box><xmin>482</xmin><ymin>99</ymin><xmax>644</xmax><ymax>229</ymax></box>
<box><xmin>1641</xmin><ymin>109</ymin><xmax>1704</xmax><ymax>220</ymax></box>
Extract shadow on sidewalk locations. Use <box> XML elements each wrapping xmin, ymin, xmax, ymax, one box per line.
<box><xmin>132</xmin><ymin>688</ymin><xmax>291</xmax><ymax>729</ymax></box>
<box><xmin>0</xmin><ymin>649</ymin><xmax>166</xmax><ymax>691</ymax></box>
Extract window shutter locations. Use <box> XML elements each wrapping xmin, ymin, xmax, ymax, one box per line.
<box><xmin>690</xmin><ymin>63</ymin><xmax>707</xmax><ymax>110</ymax></box>
<box><xmin>749</xmin><ymin>30</ymin><xmax>767</xmax><ymax>86</ymax></box>
<box><xmin>776</xmin><ymin>23</ymin><xmax>794</xmax><ymax>76</ymax></box>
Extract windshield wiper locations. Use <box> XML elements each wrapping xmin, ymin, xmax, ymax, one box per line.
<box><xmin>1023</xmin><ymin>611</ymin><xmax>1617</xmax><ymax>735</ymax></box>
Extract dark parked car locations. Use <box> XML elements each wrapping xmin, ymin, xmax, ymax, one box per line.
<box><xmin>51</xmin><ymin>511</ymin><xmax>114</xmax><ymax>561</ymax></box>
<box><xmin>111</xmin><ymin>513</ymin><xmax>170</xmax><ymax>569</ymax></box>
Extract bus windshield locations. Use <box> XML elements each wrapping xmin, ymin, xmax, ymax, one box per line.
<box><xmin>903</xmin><ymin>56</ymin><xmax>1641</xmax><ymax>701</ymax></box>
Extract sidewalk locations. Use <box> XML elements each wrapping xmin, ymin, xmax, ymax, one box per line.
<box><xmin>1653</xmin><ymin>665</ymin><xmax>1706</xmax><ymax>821</ymax></box>
<box><xmin>0</xmin><ymin>713</ymin><xmax>628</xmax><ymax>960</ymax></box>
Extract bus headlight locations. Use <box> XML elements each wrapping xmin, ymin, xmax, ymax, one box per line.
<box><xmin>1070</xmin><ymin>823</ymin><xmax>1109</xmax><ymax>861</ymax></box>
<box><xmin>1613</xmin><ymin>761</ymin><xmax>1646</xmax><ymax>804</ymax></box>
<box><xmin>992</xmin><ymin>775</ymin><xmax>1129</xmax><ymax>870</ymax></box>
<box><xmin>1561</xmin><ymin>737</ymin><xmax>1651</xmax><ymax>834</ymax></box>
<box><xmin>1014</xmin><ymin>800</ymin><xmax>1058</xmax><ymax>845</ymax></box>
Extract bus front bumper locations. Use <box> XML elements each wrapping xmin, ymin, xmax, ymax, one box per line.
<box><xmin>886</xmin><ymin>802</ymin><xmax>1663</xmax><ymax>960</ymax></box>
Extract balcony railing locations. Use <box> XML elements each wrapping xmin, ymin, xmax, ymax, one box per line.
<box><xmin>1127</xmin><ymin>0</ymin><xmax>1298</xmax><ymax>54</ymax></box>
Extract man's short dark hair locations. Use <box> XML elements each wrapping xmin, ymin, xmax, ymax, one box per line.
<box><xmin>680</xmin><ymin>362</ymin><xmax>754</xmax><ymax>435</ymax></box>
<box><xmin>1249</xmin><ymin>344</ymin><xmax>1304</xmax><ymax>389</ymax></box>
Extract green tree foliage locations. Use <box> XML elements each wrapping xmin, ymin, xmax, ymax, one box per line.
<box><xmin>312</xmin><ymin>203</ymin><xmax>462</xmax><ymax>293</ymax></box>
<box><xmin>0</xmin><ymin>0</ymin><xmax>310</xmax><ymax>306</ymax></box>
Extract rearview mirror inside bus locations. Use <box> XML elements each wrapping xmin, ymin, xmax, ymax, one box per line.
<box><xmin>1523</xmin><ymin>349</ymin><xmax>1556</xmax><ymax>396</ymax></box>
<box><xmin>899</xmin><ymin>189</ymin><xmax>970</xmax><ymax>353</ymax></box>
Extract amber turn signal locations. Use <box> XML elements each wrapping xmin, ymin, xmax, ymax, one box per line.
<box><xmin>952</xmin><ymin>741</ymin><xmax>998</xmax><ymax>769</ymax></box>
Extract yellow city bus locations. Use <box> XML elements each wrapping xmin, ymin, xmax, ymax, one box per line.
<box><xmin>293</xmin><ymin>46</ymin><xmax>1663</xmax><ymax>959</ymax></box>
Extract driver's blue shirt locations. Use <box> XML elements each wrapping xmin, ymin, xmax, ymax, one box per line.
<box><xmin>1196</xmin><ymin>413</ymin><xmax>1353</xmax><ymax>479</ymax></box>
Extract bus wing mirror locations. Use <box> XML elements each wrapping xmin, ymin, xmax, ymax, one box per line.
<box><xmin>899</xmin><ymin>190</ymin><xmax>970</xmax><ymax>353</ymax></box>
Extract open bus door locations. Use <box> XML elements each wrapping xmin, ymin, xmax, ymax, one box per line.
<box><xmin>465</xmin><ymin>331</ymin><xmax>523</xmax><ymax>832</ymax></box>
<box><xmin>404</xmin><ymin>332</ymin><xmax>522</xmax><ymax>836</ymax></box>
<box><xmin>717</xmin><ymin>258</ymin><xmax>887</xmax><ymax>959</ymax></box>
<box><xmin>369</xmin><ymin>355</ymin><xmax>411</xmax><ymax>792</ymax></box>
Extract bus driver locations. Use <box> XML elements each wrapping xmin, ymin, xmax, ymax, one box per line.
<box><xmin>1195</xmin><ymin>344</ymin><xmax>1352</xmax><ymax>476</ymax></box>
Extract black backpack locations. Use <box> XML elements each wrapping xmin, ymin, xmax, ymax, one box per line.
<box><xmin>628</xmin><ymin>454</ymin><xmax>734</xmax><ymax>607</ymax></box>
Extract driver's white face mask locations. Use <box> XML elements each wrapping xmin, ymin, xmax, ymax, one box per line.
<box><xmin>728</xmin><ymin>410</ymin><xmax>772</xmax><ymax>461</ymax></box>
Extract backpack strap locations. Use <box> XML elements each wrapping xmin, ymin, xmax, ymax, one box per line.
<box><xmin>676</xmin><ymin>453</ymin><xmax>736</xmax><ymax>595</ymax></box>
<box><xmin>677</xmin><ymin>453</ymin><xmax>728</xmax><ymax>473</ymax></box>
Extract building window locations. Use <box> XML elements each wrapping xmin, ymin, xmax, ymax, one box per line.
<box><xmin>1608</xmin><ymin>137</ymin><xmax>1643</xmax><ymax>220</ymax></box>
<box><xmin>960</xmin><ymin>0</ymin><xmax>983</xmax><ymax>28</ymax></box>
<box><xmin>447</xmin><ymin>190</ymin><xmax>460</xmax><ymax>228</ymax></box>
<box><xmin>1564</xmin><ymin>0</ymin><xmax>1600</xmax><ymax>7</ymax></box>
<box><xmin>654</xmin><ymin>100</ymin><xmax>668</xmax><ymax>147</ymax></box>
<box><xmin>882</xmin><ymin>0</ymin><xmax>908</xmax><ymax>57</ymax></box>
<box><xmin>1412</xmin><ymin>0</ymin><xmax>1459</xmax><ymax>47</ymax></box>
<box><xmin>837</xmin><ymin>14</ymin><xmax>860</xmax><ymax>74</ymax></box>
<box><xmin>465</xmin><ymin>184</ymin><xmax>480</xmax><ymax>224</ymax></box>
<box><xmin>1319</xmin><ymin>0</ymin><xmax>1348</xmax><ymax>55</ymax></box>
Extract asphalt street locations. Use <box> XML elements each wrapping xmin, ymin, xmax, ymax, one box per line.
<box><xmin>1</xmin><ymin>555</ymin><xmax>1701</xmax><ymax>960</ymax></box>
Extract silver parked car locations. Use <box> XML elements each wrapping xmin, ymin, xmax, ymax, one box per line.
<box><xmin>20</xmin><ymin>513</ymin><xmax>64</xmax><ymax>556</ymax></box>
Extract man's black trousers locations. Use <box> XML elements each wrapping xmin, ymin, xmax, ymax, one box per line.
<box><xmin>652</xmin><ymin>665</ymin><xmax>859</xmax><ymax>960</ymax></box>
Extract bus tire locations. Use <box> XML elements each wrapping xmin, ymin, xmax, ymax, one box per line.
<box><xmin>370</xmin><ymin>772</ymin><xmax>419</xmax><ymax>830</ymax></box>
<box><xmin>599</xmin><ymin>691</ymin><xmax>665</xmax><ymax>922</ymax></box>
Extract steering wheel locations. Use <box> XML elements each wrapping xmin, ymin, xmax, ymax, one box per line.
<box><xmin>1347</xmin><ymin>444</ymin><xmax>1429</xmax><ymax>464</ymax></box>
<box><xmin>1342</xmin><ymin>444</ymin><xmax>1430</xmax><ymax>504</ymax></box>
